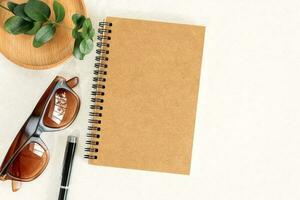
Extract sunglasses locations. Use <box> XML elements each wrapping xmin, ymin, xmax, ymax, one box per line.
<box><xmin>0</xmin><ymin>76</ymin><xmax>80</xmax><ymax>192</ymax></box>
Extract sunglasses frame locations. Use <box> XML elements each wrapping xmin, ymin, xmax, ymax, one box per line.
<box><xmin>0</xmin><ymin>77</ymin><xmax>80</xmax><ymax>182</ymax></box>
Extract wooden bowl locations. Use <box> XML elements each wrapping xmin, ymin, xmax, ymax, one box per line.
<box><xmin>0</xmin><ymin>0</ymin><xmax>86</xmax><ymax>69</ymax></box>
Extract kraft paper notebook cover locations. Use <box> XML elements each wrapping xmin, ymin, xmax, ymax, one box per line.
<box><xmin>85</xmin><ymin>17</ymin><xmax>205</xmax><ymax>174</ymax></box>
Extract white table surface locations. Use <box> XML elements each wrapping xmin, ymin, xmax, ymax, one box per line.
<box><xmin>1</xmin><ymin>0</ymin><xmax>300</xmax><ymax>199</ymax></box>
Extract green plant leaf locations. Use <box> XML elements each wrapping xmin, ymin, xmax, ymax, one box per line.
<box><xmin>83</xmin><ymin>18</ymin><xmax>92</xmax><ymax>29</ymax></box>
<box><xmin>4</xmin><ymin>16</ymin><xmax>33</xmax><ymax>35</ymax></box>
<box><xmin>79</xmin><ymin>38</ymin><xmax>93</xmax><ymax>54</ymax></box>
<box><xmin>72</xmin><ymin>28</ymin><xmax>80</xmax><ymax>39</ymax></box>
<box><xmin>53</xmin><ymin>0</ymin><xmax>65</xmax><ymax>23</ymax></box>
<box><xmin>72</xmin><ymin>14</ymin><xmax>80</xmax><ymax>23</ymax></box>
<box><xmin>13</xmin><ymin>4</ymin><xmax>33</xmax><ymax>22</ymax></box>
<box><xmin>33</xmin><ymin>24</ymin><xmax>56</xmax><ymax>47</ymax></box>
<box><xmin>73</xmin><ymin>45</ymin><xmax>84</xmax><ymax>60</ymax></box>
<box><xmin>88</xmin><ymin>27</ymin><xmax>95</xmax><ymax>39</ymax></box>
<box><xmin>24</xmin><ymin>0</ymin><xmax>51</xmax><ymax>22</ymax></box>
<box><xmin>7</xmin><ymin>2</ymin><xmax>18</xmax><ymax>12</ymax></box>
<box><xmin>33</xmin><ymin>38</ymin><xmax>43</xmax><ymax>48</ymax></box>
<box><xmin>72</xmin><ymin>13</ymin><xmax>85</xmax><ymax>28</ymax></box>
<box><xmin>25</xmin><ymin>21</ymin><xmax>42</xmax><ymax>35</ymax></box>
<box><xmin>83</xmin><ymin>18</ymin><xmax>92</xmax><ymax>30</ymax></box>
<box><xmin>73</xmin><ymin>37</ymin><xmax>84</xmax><ymax>60</ymax></box>
<box><xmin>82</xmin><ymin>18</ymin><xmax>93</xmax><ymax>39</ymax></box>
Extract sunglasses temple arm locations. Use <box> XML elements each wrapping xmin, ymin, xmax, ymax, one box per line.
<box><xmin>66</xmin><ymin>77</ymin><xmax>79</xmax><ymax>88</ymax></box>
<box><xmin>12</xmin><ymin>180</ymin><xmax>22</xmax><ymax>192</ymax></box>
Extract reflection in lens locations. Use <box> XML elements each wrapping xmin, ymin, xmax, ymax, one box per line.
<box><xmin>44</xmin><ymin>89</ymin><xmax>79</xmax><ymax>128</ymax></box>
<box><xmin>51</xmin><ymin>91</ymin><xmax>67</xmax><ymax>124</ymax></box>
<box><xmin>8</xmin><ymin>142</ymin><xmax>48</xmax><ymax>180</ymax></box>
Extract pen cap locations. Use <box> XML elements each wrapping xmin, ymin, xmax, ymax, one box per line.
<box><xmin>67</xmin><ymin>135</ymin><xmax>77</xmax><ymax>144</ymax></box>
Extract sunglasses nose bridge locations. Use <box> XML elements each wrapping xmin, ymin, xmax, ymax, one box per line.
<box><xmin>24</xmin><ymin>116</ymin><xmax>41</xmax><ymax>138</ymax></box>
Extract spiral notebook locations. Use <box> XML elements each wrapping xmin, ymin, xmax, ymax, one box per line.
<box><xmin>85</xmin><ymin>17</ymin><xmax>205</xmax><ymax>174</ymax></box>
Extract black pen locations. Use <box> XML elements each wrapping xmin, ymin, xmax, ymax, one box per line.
<box><xmin>58</xmin><ymin>135</ymin><xmax>77</xmax><ymax>200</ymax></box>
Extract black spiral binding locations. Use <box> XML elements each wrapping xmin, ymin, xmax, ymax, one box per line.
<box><xmin>84</xmin><ymin>21</ymin><xmax>112</xmax><ymax>160</ymax></box>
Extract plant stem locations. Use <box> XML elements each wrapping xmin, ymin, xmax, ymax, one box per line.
<box><xmin>55</xmin><ymin>22</ymin><xmax>73</xmax><ymax>30</ymax></box>
<box><xmin>0</xmin><ymin>4</ymin><xmax>11</xmax><ymax>12</ymax></box>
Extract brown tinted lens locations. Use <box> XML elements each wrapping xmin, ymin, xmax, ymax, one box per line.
<box><xmin>0</xmin><ymin>125</ymin><xmax>29</xmax><ymax>172</ymax></box>
<box><xmin>43</xmin><ymin>88</ymin><xmax>79</xmax><ymax>128</ymax></box>
<box><xmin>8</xmin><ymin>142</ymin><xmax>48</xmax><ymax>180</ymax></box>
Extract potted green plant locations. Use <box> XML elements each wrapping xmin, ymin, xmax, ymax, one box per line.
<box><xmin>0</xmin><ymin>0</ymin><xmax>95</xmax><ymax>61</ymax></box>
